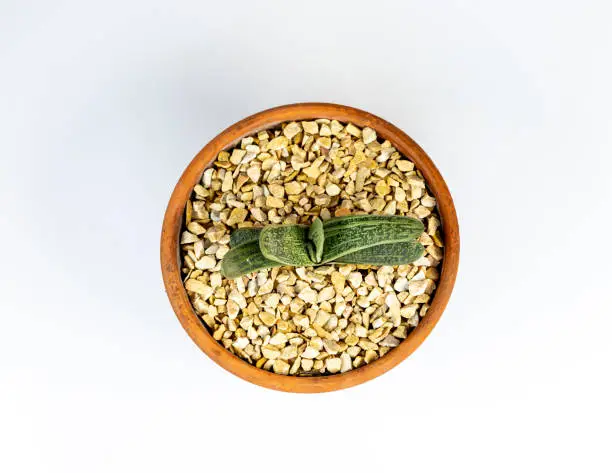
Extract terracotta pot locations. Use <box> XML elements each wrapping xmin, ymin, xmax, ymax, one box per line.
<box><xmin>161</xmin><ymin>103</ymin><xmax>460</xmax><ymax>393</ymax></box>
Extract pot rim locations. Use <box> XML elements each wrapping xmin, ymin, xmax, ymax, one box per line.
<box><xmin>160</xmin><ymin>102</ymin><xmax>460</xmax><ymax>393</ymax></box>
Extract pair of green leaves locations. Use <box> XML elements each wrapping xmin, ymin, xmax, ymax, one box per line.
<box><xmin>220</xmin><ymin>214</ymin><xmax>425</xmax><ymax>278</ymax></box>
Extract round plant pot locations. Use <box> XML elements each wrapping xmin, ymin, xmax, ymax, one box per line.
<box><xmin>161</xmin><ymin>103</ymin><xmax>459</xmax><ymax>393</ymax></box>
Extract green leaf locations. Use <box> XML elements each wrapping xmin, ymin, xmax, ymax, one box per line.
<box><xmin>321</xmin><ymin>222</ymin><xmax>422</xmax><ymax>263</ymax></box>
<box><xmin>308</xmin><ymin>218</ymin><xmax>325</xmax><ymax>264</ymax></box>
<box><xmin>259</xmin><ymin>224</ymin><xmax>314</xmax><ymax>266</ymax></box>
<box><xmin>323</xmin><ymin>214</ymin><xmax>424</xmax><ymax>237</ymax></box>
<box><xmin>334</xmin><ymin>240</ymin><xmax>425</xmax><ymax>265</ymax></box>
<box><xmin>229</xmin><ymin>227</ymin><xmax>263</xmax><ymax>248</ymax></box>
<box><xmin>306</xmin><ymin>242</ymin><xmax>317</xmax><ymax>263</ymax></box>
<box><xmin>220</xmin><ymin>241</ymin><xmax>282</xmax><ymax>278</ymax></box>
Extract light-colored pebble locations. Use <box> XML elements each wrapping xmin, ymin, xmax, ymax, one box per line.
<box><xmin>302</xmin><ymin>346</ymin><xmax>320</xmax><ymax>359</ymax></box>
<box><xmin>298</xmin><ymin>287</ymin><xmax>318</xmax><ymax>304</ymax></box>
<box><xmin>325</xmin><ymin>357</ymin><xmax>342</xmax><ymax>373</ymax></box>
<box><xmin>325</xmin><ymin>183</ymin><xmax>341</xmax><ymax>196</ymax></box>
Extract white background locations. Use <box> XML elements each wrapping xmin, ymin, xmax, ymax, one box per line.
<box><xmin>2</xmin><ymin>1</ymin><xmax>611</xmax><ymax>472</ymax></box>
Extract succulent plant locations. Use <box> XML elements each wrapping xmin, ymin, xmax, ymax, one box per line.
<box><xmin>221</xmin><ymin>215</ymin><xmax>425</xmax><ymax>279</ymax></box>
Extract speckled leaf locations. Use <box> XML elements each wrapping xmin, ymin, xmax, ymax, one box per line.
<box><xmin>321</xmin><ymin>223</ymin><xmax>422</xmax><ymax>263</ymax></box>
<box><xmin>229</xmin><ymin>227</ymin><xmax>262</xmax><ymax>248</ymax></box>
<box><xmin>334</xmin><ymin>240</ymin><xmax>425</xmax><ymax>265</ymax></box>
<box><xmin>259</xmin><ymin>225</ymin><xmax>314</xmax><ymax>266</ymax></box>
<box><xmin>306</xmin><ymin>242</ymin><xmax>317</xmax><ymax>263</ymax></box>
<box><xmin>220</xmin><ymin>241</ymin><xmax>282</xmax><ymax>278</ymax></box>
<box><xmin>323</xmin><ymin>214</ymin><xmax>424</xmax><ymax>237</ymax></box>
<box><xmin>308</xmin><ymin>218</ymin><xmax>325</xmax><ymax>263</ymax></box>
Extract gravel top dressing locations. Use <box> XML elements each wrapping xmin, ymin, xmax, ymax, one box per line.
<box><xmin>179</xmin><ymin>119</ymin><xmax>444</xmax><ymax>376</ymax></box>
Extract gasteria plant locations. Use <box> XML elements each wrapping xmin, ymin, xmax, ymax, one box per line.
<box><xmin>221</xmin><ymin>215</ymin><xmax>425</xmax><ymax>278</ymax></box>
